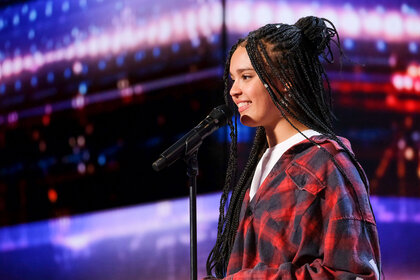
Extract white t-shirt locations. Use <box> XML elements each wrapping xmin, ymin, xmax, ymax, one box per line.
<box><xmin>249</xmin><ymin>130</ymin><xmax>321</xmax><ymax>200</ymax></box>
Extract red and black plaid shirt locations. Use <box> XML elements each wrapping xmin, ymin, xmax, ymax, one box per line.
<box><xmin>224</xmin><ymin>136</ymin><xmax>381</xmax><ymax>279</ymax></box>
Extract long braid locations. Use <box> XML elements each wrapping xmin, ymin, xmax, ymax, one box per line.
<box><xmin>246</xmin><ymin>21</ymin><xmax>369</xmax><ymax>219</ymax></box>
<box><xmin>207</xmin><ymin>16</ymin><xmax>375</xmax><ymax>278</ymax></box>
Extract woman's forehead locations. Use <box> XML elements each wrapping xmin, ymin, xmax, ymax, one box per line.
<box><xmin>230</xmin><ymin>47</ymin><xmax>254</xmax><ymax>73</ymax></box>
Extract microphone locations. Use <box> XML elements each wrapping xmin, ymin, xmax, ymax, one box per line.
<box><xmin>152</xmin><ymin>104</ymin><xmax>232</xmax><ymax>172</ymax></box>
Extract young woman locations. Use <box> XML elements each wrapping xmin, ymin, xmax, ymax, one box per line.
<box><xmin>205</xmin><ymin>16</ymin><xmax>381</xmax><ymax>279</ymax></box>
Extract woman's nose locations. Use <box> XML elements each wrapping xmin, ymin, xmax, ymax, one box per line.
<box><xmin>230</xmin><ymin>81</ymin><xmax>241</xmax><ymax>97</ymax></box>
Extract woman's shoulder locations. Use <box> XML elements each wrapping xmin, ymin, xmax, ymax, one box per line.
<box><xmin>284</xmin><ymin>135</ymin><xmax>366</xmax><ymax>194</ymax></box>
<box><xmin>287</xmin><ymin>135</ymin><xmax>355</xmax><ymax>171</ymax></box>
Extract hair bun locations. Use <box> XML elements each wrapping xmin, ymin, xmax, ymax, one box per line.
<box><xmin>294</xmin><ymin>16</ymin><xmax>333</xmax><ymax>55</ymax></box>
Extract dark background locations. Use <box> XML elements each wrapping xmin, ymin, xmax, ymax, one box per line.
<box><xmin>0</xmin><ymin>0</ymin><xmax>419</xmax><ymax>278</ymax></box>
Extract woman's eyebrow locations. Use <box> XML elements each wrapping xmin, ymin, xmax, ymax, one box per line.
<box><xmin>230</xmin><ymin>68</ymin><xmax>255</xmax><ymax>77</ymax></box>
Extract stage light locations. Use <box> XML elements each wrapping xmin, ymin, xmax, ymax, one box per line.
<box><xmin>62</xmin><ymin>1</ymin><xmax>70</xmax><ymax>12</ymax></box>
<box><xmin>48</xmin><ymin>189</ymin><xmax>58</xmax><ymax>203</ymax></box>
<box><xmin>116</xmin><ymin>55</ymin><xmax>125</xmax><ymax>66</ymax></box>
<box><xmin>12</xmin><ymin>57</ymin><xmax>23</xmax><ymax>74</ymax></box>
<box><xmin>403</xmin><ymin>76</ymin><xmax>413</xmax><ymax>91</ymax></box>
<box><xmin>47</xmin><ymin>72</ymin><xmax>54</xmax><ymax>83</ymax></box>
<box><xmin>198</xmin><ymin>5</ymin><xmax>211</xmax><ymax>37</ymax></box>
<box><xmin>23</xmin><ymin>56</ymin><xmax>34</xmax><ymax>71</ymax></box>
<box><xmin>98</xmin><ymin>155</ymin><xmax>106</xmax><ymax>166</ymax></box>
<box><xmin>34</xmin><ymin>52</ymin><xmax>45</xmax><ymax>68</ymax></box>
<box><xmin>29</xmin><ymin>10</ymin><xmax>37</xmax><ymax>21</ymax></box>
<box><xmin>157</xmin><ymin>19</ymin><xmax>172</xmax><ymax>44</ymax></box>
<box><xmin>409</xmin><ymin>42</ymin><xmax>418</xmax><ymax>53</ymax></box>
<box><xmin>172</xmin><ymin>13</ymin><xmax>184</xmax><ymax>38</ymax></box>
<box><xmin>77</xmin><ymin>136</ymin><xmax>86</xmax><ymax>147</ymax></box>
<box><xmin>65</xmin><ymin>46</ymin><xmax>76</xmax><ymax>60</ymax></box>
<box><xmin>404</xmin><ymin>147</ymin><xmax>415</xmax><ymax>161</ymax></box>
<box><xmin>78</xmin><ymin>83</ymin><xmax>87</xmax><ymax>95</ymax></box>
<box><xmin>117</xmin><ymin>79</ymin><xmax>129</xmax><ymax>90</ymax></box>
<box><xmin>412</xmin><ymin>131</ymin><xmax>420</xmax><ymax>142</ymax></box>
<box><xmin>134</xmin><ymin>51</ymin><xmax>144</xmax><ymax>61</ymax></box>
<box><xmin>398</xmin><ymin>139</ymin><xmax>406</xmax><ymax>150</ymax></box>
<box><xmin>79</xmin><ymin>0</ymin><xmax>87</xmax><ymax>8</ymax></box>
<box><xmin>98</xmin><ymin>35</ymin><xmax>111</xmax><ymax>54</ymax></box>
<box><xmin>209</xmin><ymin>2</ymin><xmax>222</xmax><ymax>31</ymax></box>
<box><xmin>7</xmin><ymin>112</ymin><xmax>18</xmax><ymax>124</ymax></box>
<box><xmin>28</xmin><ymin>29</ymin><xmax>35</xmax><ymax>39</ymax></box>
<box><xmin>297</xmin><ymin>4</ymin><xmax>316</xmax><ymax>20</ymax></box>
<box><xmin>185</xmin><ymin>10</ymin><xmax>198</xmax><ymax>40</ymax></box>
<box><xmin>77</xmin><ymin>162</ymin><xmax>86</xmax><ymax>174</ymax></box>
<box><xmin>64</xmin><ymin>68</ymin><xmax>72</xmax><ymax>78</ymax></box>
<box><xmin>72</xmin><ymin>95</ymin><xmax>85</xmax><ymax>109</ymax></box>
<box><xmin>30</xmin><ymin>76</ymin><xmax>37</xmax><ymax>87</ymax></box>
<box><xmin>392</xmin><ymin>74</ymin><xmax>404</xmax><ymax>90</ymax></box>
<box><xmin>232</xmin><ymin>2</ymin><xmax>252</xmax><ymax>32</ymax></box>
<box><xmin>344</xmin><ymin>39</ymin><xmax>355</xmax><ymax>50</ymax></box>
<box><xmin>97</xmin><ymin>61</ymin><xmax>106</xmax><ymax>70</ymax></box>
<box><xmin>152</xmin><ymin>48</ymin><xmax>160</xmax><ymax>57</ymax></box>
<box><xmin>42</xmin><ymin>114</ymin><xmax>50</xmax><ymax>126</ymax></box>
<box><xmin>191</xmin><ymin>38</ymin><xmax>200</xmax><ymax>48</ymax></box>
<box><xmin>2</xmin><ymin>59</ymin><xmax>12</xmax><ymax>77</ymax></box>
<box><xmin>255</xmin><ymin>3</ymin><xmax>273</xmax><ymax>27</ymax></box>
<box><xmin>319</xmin><ymin>9</ymin><xmax>339</xmax><ymax>27</ymax></box>
<box><xmin>362</xmin><ymin>12</ymin><xmax>382</xmax><ymax>35</ymax></box>
<box><xmin>340</xmin><ymin>9</ymin><xmax>361</xmax><ymax>36</ymax></box>
<box><xmin>146</xmin><ymin>22</ymin><xmax>158</xmax><ymax>46</ymax></box>
<box><xmin>45</xmin><ymin>104</ymin><xmax>52</xmax><ymax>114</ymax></box>
<box><xmin>73</xmin><ymin>61</ymin><xmax>83</xmax><ymax>74</ymax></box>
<box><xmin>14</xmin><ymin>80</ymin><xmax>21</xmax><ymax>91</ymax></box>
<box><xmin>82</xmin><ymin>64</ymin><xmax>88</xmax><ymax>75</ymax></box>
<box><xmin>13</xmin><ymin>14</ymin><xmax>19</xmax><ymax>26</ymax></box>
<box><xmin>69</xmin><ymin>137</ymin><xmax>76</xmax><ymax>147</ymax></box>
<box><xmin>121</xmin><ymin>27</ymin><xmax>136</xmax><ymax>48</ymax></box>
<box><xmin>407</xmin><ymin>64</ymin><xmax>419</xmax><ymax>77</ymax></box>
<box><xmin>171</xmin><ymin>43</ymin><xmax>180</xmax><ymax>53</ymax></box>
<box><xmin>45</xmin><ymin>2</ymin><xmax>53</xmax><ymax>17</ymax></box>
<box><xmin>45</xmin><ymin>52</ymin><xmax>55</xmax><ymax>63</ymax></box>
<box><xmin>384</xmin><ymin>12</ymin><xmax>403</xmax><ymax>39</ymax></box>
<box><xmin>75</xmin><ymin>42</ymin><xmax>87</xmax><ymax>58</ymax></box>
<box><xmin>376</xmin><ymin>40</ymin><xmax>387</xmax><ymax>52</ymax></box>
<box><xmin>415</xmin><ymin>81</ymin><xmax>420</xmax><ymax>92</ymax></box>
<box><xmin>405</xmin><ymin>16</ymin><xmax>420</xmax><ymax>37</ymax></box>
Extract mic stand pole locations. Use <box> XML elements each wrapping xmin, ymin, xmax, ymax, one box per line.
<box><xmin>185</xmin><ymin>150</ymin><xmax>199</xmax><ymax>280</ymax></box>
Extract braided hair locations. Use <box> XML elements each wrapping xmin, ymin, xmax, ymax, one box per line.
<box><xmin>206</xmin><ymin>16</ymin><xmax>371</xmax><ymax>278</ymax></box>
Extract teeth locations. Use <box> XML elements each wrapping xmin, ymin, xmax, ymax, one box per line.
<box><xmin>238</xmin><ymin>102</ymin><xmax>251</xmax><ymax>108</ymax></box>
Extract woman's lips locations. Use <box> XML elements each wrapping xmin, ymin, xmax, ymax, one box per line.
<box><xmin>237</xmin><ymin>101</ymin><xmax>251</xmax><ymax>113</ymax></box>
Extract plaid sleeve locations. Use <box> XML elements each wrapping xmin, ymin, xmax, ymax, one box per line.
<box><xmin>223</xmin><ymin>139</ymin><xmax>381</xmax><ymax>280</ymax></box>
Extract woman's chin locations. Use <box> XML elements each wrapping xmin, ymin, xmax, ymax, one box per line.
<box><xmin>240</xmin><ymin>115</ymin><xmax>260</xmax><ymax>127</ymax></box>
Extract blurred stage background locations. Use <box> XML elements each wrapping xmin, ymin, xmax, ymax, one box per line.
<box><xmin>0</xmin><ymin>0</ymin><xmax>419</xmax><ymax>279</ymax></box>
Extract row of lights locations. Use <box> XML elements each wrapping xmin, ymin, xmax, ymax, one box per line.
<box><xmin>227</xmin><ymin>1</ymin><xmax>420</xmax><ymax>41</ymax></box>
<box><xmin>2</xmin><ymin>2</ymin><xmax>420</xmax><ymax>82</ymax></box>
<box><xmin>392</xmin><ymin>64</ymin><xmax>420</xmax><ymax>93</ymax></box>
<box><xmin>0</xmin><ymin>48</ymin><xmax>181</xmax><ymax>95</ymax></box>
<box><xmin>0</xmin><ymin>3</ymin><xmax>223</xmax><ymax>81</ymax></box>
<box><xmin>0</xmin><ymin>0</ymin><xmax>95</xmax><ymax>30</ymax></box>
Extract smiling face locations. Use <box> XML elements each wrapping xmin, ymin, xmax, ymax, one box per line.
<box><xmin>229</xmin><ymin>46</ymin><xmax>283</xmax><ymax>129</ymax></box>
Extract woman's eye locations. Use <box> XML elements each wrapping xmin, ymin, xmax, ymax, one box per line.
<box><xmin>242</xmin><ymin>75</ymin><xmax>251</xmax><ymax>80</ymax></box>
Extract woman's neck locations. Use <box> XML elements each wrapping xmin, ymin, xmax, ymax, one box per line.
<box><xmin>265</xmin><ymin>118</ymin><xmax>309</xmax><ymax>147</ymax></box>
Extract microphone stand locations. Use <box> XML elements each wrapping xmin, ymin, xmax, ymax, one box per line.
<box><xmin>185</xmin><ymin>150</ymin><xmax>199</xmax><ymax>280</ymax></box>
<box><xmin>152</xmin><ymin>105</ymin><xmax>232</xmax><ymax>280</ymax></box>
